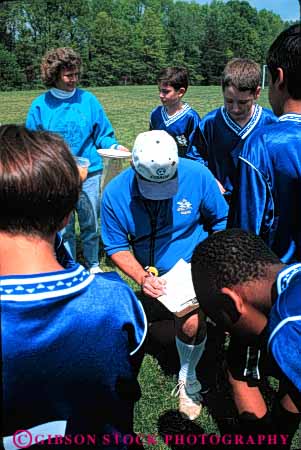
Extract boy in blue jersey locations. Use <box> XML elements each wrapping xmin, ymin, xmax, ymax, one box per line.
<box><xmin>150</xmin><ymin>67</ymin><xmax>206</xmax><ymax>163</ymax></box>
<box><xmin>229</xmin><ymin>25</ymin><xmax>301</xmax><ymax>264</ymax></box>
<box><xmin>191</xmin><ymin>229</ymin><xmax>300</xmax><ymax>449</ymax></box>
<box><xmin>26</xmin><ymin>47</ymin><xmax>129</xmax><ymax>274</ymax></box>
<box><xmin>101</xmin><ymin>130</ymin><xmax>228</xmax><ymax>420</ymax></box>
<box><xmin>200</xmin><ymin>58</ymin><xmax>277</xmax><ymax>200</ymax></box>
<box><xmin>0</xmin><ymin>125</ymin><xmax>147</xmax><ymax>450</ymax></box>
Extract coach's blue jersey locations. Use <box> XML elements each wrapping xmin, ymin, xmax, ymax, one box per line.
<box><xmin>229</xmin><ymin>114</ymin><xmax>301</xmax><ymax>263</ymax></box>
<box><xmin>2</xmin><ymin>265</ymin><xmax>147</xmax><ymax>449</ymax></box>
<box><xmin>101</xmin><ymin>158</ymin><xmax>228</xmax><ymax>275</ymax></box>
<box><xmin>268</xmin><ymin>264</ymin><xmax>301</xmax><ymax>391</ymax></box>
<box><xmin>150</xmin><ymin>103</ymin><xmax>207</xmax><ymax>163</ymax></box>
<box><xmin>200</xmin><ymin>105</ymin><xmax>277</xmax><ymax>194</ymax></box>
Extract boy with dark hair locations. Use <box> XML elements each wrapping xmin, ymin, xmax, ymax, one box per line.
<box><xmin>150</xmin><ymin>67</ymin><xmax>206</xmax><ymax>162</ymax></box>
<box><xmin>1</xmin><ymin>125</ymin><xmax>146</xmax><ymax>450</ymax></box>
<box><xmin>191</xmin><ymin>229</ymin><xmax>300</xmax><ymax>449</ymax></box>
<box><xmin>200</xmin><ymin>58</ymin><xmax>277</xmax><ymax>200</ymax></box>
<box><xmin>229</xmin><ymin>25</ymin><xmax>301</xmax><ymax>263</ymax></box>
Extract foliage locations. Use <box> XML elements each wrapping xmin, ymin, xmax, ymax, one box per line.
<box><xmin>0</xmin><ymin>0</ymin><xmax>287</xmax><ymax>90</ymax></box>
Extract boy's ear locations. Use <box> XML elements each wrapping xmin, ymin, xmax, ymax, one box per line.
<box><xmin>221</xmin><ymin>287</ymin><xmax>245</xmax><ymax>314</ymax></box>
<box><xmin>178</xmin><ymin>87</ymin><xmax>186</xmax><ymax>98</ymax></box>
<box><xmin>274</xmin><ymin>67</ymin><xmax>285</xmax><ymax>90</ymax></box>
<box><xmin>254</xmin><ymin>86</ymin><xmax>261</xmax><ymax>100</ymax></box>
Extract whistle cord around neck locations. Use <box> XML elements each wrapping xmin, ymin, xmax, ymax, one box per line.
<box><xmin>143</xmin><ymin>200</ymin><xmax>163</xmax><ymax>268</ymax></box>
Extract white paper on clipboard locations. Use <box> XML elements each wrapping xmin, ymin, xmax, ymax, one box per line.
<box><xmin>157</xmin><ymin>259</ymin><xmax>199</xmax><ymax>317</ymax></box>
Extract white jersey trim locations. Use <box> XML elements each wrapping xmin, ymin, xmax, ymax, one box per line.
<box><xmin>161</xmin><ymin>103</ymin><xmax>191</xmax><ymax>127</ymax></box>
<box><xmin>221</xmin><ymin>104</ymin><xmax>262</xmax><ymax>139</ymax></box>
<box><xmin>268</xmin><ymin>316</ymin><xmax>301</xmax><ymax>351</ymax></box>
<box><xmin>279</xmin><ymin>113</ymin><xmax>301</xmax><ymax>123</ymax></box>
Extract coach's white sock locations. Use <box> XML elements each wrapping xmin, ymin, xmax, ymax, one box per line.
<box><xmin>176</xmin><ymin>336</ymin><xmax>207</xmax><ymax>382</ymax></box>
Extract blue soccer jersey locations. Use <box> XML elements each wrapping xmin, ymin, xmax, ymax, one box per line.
<box><xmin>101</xmin><ymin>158</ymin><xmax>228</xmax><ymax>275</ymax></box>
<box><xmin>268</xmin><ymin>263</ymin><xmax>301</xmax><ymax>391</ymax></box>
<box><xmin>149</xmin><ymin>104</ymin><xmax>207</xmax><ymax>163</ymax></box>
<box><xmin>229</xmin><ymin>114</ymin><xmax>301</xmax><ymax>263</ymax></box>
<box><xmin>2</xmin><ymin>265</ymin><xmax>147</xmax><ymax>449</ymax></box>
<box><xmin>200</xmin><ymin>105</ymin><xmax>277</xmax><ymax>194</ymax></box>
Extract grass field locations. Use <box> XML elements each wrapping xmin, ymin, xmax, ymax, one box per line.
<box><xmin>0</xmin><ymin>86</ymin><xmax>300</xmax><ymax>449</ymax></box>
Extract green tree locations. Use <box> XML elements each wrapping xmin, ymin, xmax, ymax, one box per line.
<box><xmin>131</xmin><ymin>7</ymin><xmax>167</xmax><ymax>83</ymax></box>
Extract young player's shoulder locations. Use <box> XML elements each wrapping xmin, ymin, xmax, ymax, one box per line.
<box><xmin>200</xmin><ymin>107</ymin><xmax>221</xmax><ymax>124</ymax></box>
<box><xmin>179</xmin><ymin>157</ymin><xmax>215</xmax><ymax>180</ymax></box>
<box><xmin>150</xmin><ymin>105</ymin><xmax>163</xmax><ymax>116</ymax></box>
<box><xmin>240</xmin><ymin>120</ymin><xmax>282</xmax><ymax>162</ymax></box>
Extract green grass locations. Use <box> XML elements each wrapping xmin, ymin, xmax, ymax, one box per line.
<box><xmin>0</xmin><ymin>85</ymin><xmax>299</xmax><ymax>449</ymax></box>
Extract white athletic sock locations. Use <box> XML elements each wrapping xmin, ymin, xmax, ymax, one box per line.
<box><xmin>176</xmin><ymin>336</ymin><xmax>207</xmax><ymax>382</ymax></box>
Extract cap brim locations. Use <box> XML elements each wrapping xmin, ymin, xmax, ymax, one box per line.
<box><xmin>136</xmin><ymin>173</ymin><xmax>178</xmax><ymax>200</ymax></box>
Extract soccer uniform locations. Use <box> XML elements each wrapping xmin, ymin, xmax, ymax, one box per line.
<box><xmin>2</xmin><ymin>265</ymin><xmax>147</xmax><ymax>450</ymax></box>
<box><xmin>229</xmin><ymin>114</ymin><xmax>301</xmax><ymax>263</ymax></box>
<box><xmin>227</xmin><ymin>263</ymin><xmax>301</xmax><ymax>400</ymax></box>
<box><xmin>149</xmin><ymin>104</ymin><xmax>207</xmax><ymax>163</ymax></box>
<box><xmin>101</xmin><ymin>158</ymin><xmax>228</xmax><ymax>275</ymax></box>
<box><xmin>200</xmin><ymin>105</ymin><xmax>277</xmax><ymax>195</ymax></box>
<box><xmin>268</xmin><ymin>263</ymin><xmax>301</xmax><ymax>393</ymax></box>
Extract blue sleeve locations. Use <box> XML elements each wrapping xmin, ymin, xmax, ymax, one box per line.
<box><xmin>91</xmin><ymin>97</ymin><xmax>119</xmax><ymax>149</ymax></box>
<box><xmin>26</xmin><ymin>102</ymin><xmax>41</xmax><ymax>131</ymax></box>
<box><xmin>228</xmin><ymin>156</ymin><xmax>273</xmax><ymax>234</ymax></box>
<box><xmin>101</xmin><ymin>187</ymin><xmax>131</xmax><ymax>256</ymax></box>
<box><xmin>185</xmin><ymin>117</ymin><xmax>208</xmax><ymax>165</ymax></box>
<box><xmin>200</xmin><ymin>174</ymin><xmax>229</xmax><ymax>232</ymax></box>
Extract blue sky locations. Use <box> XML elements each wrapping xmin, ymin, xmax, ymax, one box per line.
<box><xmin>195</xmin><ymin>0</ymin><xmax>300</xmax><ymax>21</ymax></box>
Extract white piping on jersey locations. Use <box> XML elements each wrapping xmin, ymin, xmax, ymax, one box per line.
<box><xmin>238</xmin><ymin>156</ymin><xmax>275</xmax><ymax>234</ymax></box>
<box><xmin>279</xmin><ymin>113</ymin><xmax>301</xmax><ymax>123</ymax></box>
<box><xmin>130</xmin><ymin>302</ymin><xmax>148</xmax><ymax>356</ymax></box>
<box><xmin>276</xmin><ymin>263</ymin><xmax>301</xmax><ymax>294</ymax></box>
<box><xmin>268</xmin><ymin>316</ymin><xmax>301</xmax><ymax>351</ymax></box>
<box><xmin>221</xmin><ymin>104</ymin><xmax>262</xmax><ymax>139</ymax></box>
<box><xmin>161</xmin><ymin>103</ymin><xmax>191</xmax><ymax>127</ymax></box>
<box><xmin>0</xmin><ymin>265</ymin><xmax>93</xmax><ymax>301</ymax></box>
<box><xmin>267</xmin><ymin>263</ymin><xmax>301</xmax><ymax>351</ymax></box>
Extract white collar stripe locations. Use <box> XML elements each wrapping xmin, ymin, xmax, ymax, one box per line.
<box><xmin>161</xmin><ymin>103</ymin><xmax>191</xmax><ymax>126</ymax></box>
<box><xmin>221</xmin><ymin>104</ymin><xmax>262</xmax><ymax>139</ymax></box>
<box><xmin>0</xmin><ymin>265</ymin><xmax>94</xmax><ymax>302</ymax></box>
<box><xmin>279</xmin><ymin>114</ymin><xmax>301</xmax><ymax>123</ymax></box>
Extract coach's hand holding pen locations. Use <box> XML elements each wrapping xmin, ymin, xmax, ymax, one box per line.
<box><xmin>141</xmin><ymin>266</ymin><xmax>166</xmax><ymax>298</ymax></box>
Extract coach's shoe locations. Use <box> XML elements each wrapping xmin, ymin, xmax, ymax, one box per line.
<box><xmin>89</xmin><ymin>266</ymin><xmax>103</xmax><ymax>274</ymax></box>
<box><xmin>171</xmin><ymin>379</ymin><xmax>203</xmax><ymax>420</ymax></box>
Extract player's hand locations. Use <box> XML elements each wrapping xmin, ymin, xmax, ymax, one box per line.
<box><xmin>117</xmin><ymin>145</ymin><xmax>130</xmax><ymax>152</ymax></box>
<box><xmin>142</xmin><ymin>274</ymin><xmax>166</xmax><ymax>298</ymax></box>
<box><xmin>215</xmin><ymin>178</ymin><xmax>226</xmax><ymax>194</ymax></box>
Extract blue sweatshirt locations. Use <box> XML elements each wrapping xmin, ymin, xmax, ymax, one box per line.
<box><xmin>26</xmin><ymin>89</ymin><xmax>119</xmax><ymax>173</ymax></box>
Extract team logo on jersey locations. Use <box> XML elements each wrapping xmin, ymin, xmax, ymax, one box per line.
<box><xmin>176</xmin><ymin>135</ymin><xmax>188</xmax><ymax>147</ymax></box>
<box><xmin>177</xmin><ymin>198</ymin><xmax>192</xmax><ymax>215</ymax></box>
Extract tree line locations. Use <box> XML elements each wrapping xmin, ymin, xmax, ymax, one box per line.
<box><xmin>0</xmin><ymin>0</ymin><xmax>291</xmax><ymax>90</ymax></box>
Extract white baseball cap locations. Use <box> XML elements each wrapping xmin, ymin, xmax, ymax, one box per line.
<box><xmin>132</xmin><ymin>130</ymin><xmax>179</xmax><ymax>200</ymax></box>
